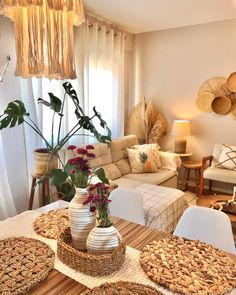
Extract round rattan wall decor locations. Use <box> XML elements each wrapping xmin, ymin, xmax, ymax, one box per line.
<box><xmin>140</xmin><ymin>236</ymin><xmax>236</xmax><ymax>295</ymax></box>
<box><xmin>198</xmin><ymin>77</ymin><xmax>227</xmax><ymax>96</ymax></box>
<box><xmin>211</xmin><ymin>95</ymin><xmax>232</xmax><ymax>115</ymax></box>
<box><xmin>226</xmin><ymin>72</ymin><xmax>236</xmax><ymax>92</ymax></box>
<box><xmin>33</xmin><ymin>208</ymin><xmax>69</xmax><ymax>239</ymax></box>
<box><xmin>0</xmin><ymin>237</ymin><xmax>55</xmax><ymax>295</ymax></box>
<box><xmin>81</xmin><ymin>281</ymin><xmax>163</xmax><ymax>295</ymax></box>
<box><xmin>230</xmin><ymin>104</ymin><xmax>236</xmax><ymax>120</ymax></box>
<box><xmin>196</xmin><ymin>91</ymin><xmax>215</xmax><ymax>112</ymax></box>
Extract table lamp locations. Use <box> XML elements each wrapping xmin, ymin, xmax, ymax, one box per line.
<box><xmin>171</xmin><ymin>120</ymin><xmax>191</xmax><ymax>154</ymax></box>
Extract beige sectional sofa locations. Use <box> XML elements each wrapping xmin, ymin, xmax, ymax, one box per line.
<box><xmin>66</xmin><ymin>134</ymin><xmax>181</xmax><ymax>189</ymax></box>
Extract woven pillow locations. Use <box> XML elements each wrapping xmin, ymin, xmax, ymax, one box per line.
<box><xmin>132</xmin><ymin>143</ymin><xmax>161</xmax><ymax>169</ymax></box>
<box><xmin>127</xmin><ymin>148</ymin><xmax>159</xmax><ymax>174</ymax></box>
<box><xmin>216</xmin><ymin>144</ymin><xmax>236</xmax><ymax>170</ymax></box>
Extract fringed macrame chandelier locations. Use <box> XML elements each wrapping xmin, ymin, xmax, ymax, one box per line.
<box><xmin>0</xmin><ymin>0</ymin><xmax>85</xmax><ymax>79</ymax></box>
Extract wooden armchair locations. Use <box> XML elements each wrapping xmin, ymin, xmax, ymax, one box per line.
<box><xmin>199</xmin><ymin>155</ymin><xmax>213</xmax><ymax>197</ymax></box>
<box><xmin>199</xmin><ymin>144</ymin><xmax>236</xmax><ymax>197</ymax></box>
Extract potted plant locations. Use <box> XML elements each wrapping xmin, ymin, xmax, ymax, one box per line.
<box><xmin>85</xmin><ymin>183</ymin><xmax>122</xmax><ymax>254</ymax></box>
<box><xmin>0</xmin><ymin>82</ymin><xmax>111</xmax><ymax>199</ymax></box>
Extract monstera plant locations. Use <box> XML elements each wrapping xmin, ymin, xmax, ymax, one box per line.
<box><xmin>0</xmin><ymin>82</ymin><xmax>111</xmax><ymax>201</ymax></box>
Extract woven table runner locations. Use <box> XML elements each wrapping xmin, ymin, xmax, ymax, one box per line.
<box><xmin>0</xmin><ymin>211</ymin><xmax>235</xmax><ymax>295</ymax></box>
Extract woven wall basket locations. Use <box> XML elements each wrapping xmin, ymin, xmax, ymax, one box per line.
<box><xmin>211</xmin><ymin>96</ymin><xmax>232</xmax><ymax>115</ymax></box>
<box><xmin>226</xmin><ymin>72</ymin><xmax>236</xmax><ymax>92</ymax></box>
<box><xmin>196</xmin><ymin>91</ymin><xmax>215</xmax><ymax>112</ymax></box>
<box><xmin>57</xmin><ymin>227</ymin><xmax>126</xmax><ymax>276</ymax></box>
<box><xmin>230</xmin><ymin>104</ymin><xmax>236</xmax><ymax>120</ymax></box>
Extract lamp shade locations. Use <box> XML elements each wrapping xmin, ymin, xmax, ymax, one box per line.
<box><xmin>171</xmin><ymin>120</ymin><xmax>191</xmax><ymax>137</ymax></box>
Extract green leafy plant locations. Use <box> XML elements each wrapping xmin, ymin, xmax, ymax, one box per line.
<box><xmin>0</xmin><ymin>82</ymin><xmax>111</xmax><ymax>155</ymax></box>
<box><xmin>0</xmin><ymin>82</ymin><xmax>112</xmax><ymax>201</ymax></box>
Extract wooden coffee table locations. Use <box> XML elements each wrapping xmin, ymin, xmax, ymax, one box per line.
<box><xmin>197</xmin><ymin>195</ymin><xmax>236</xmax><ymax>231</ymax></box>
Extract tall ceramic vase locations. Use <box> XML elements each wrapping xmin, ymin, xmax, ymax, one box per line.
<box><xmin>69</xmin><ymin>187</ymin><xmax>95</xmax><ymax>250</ymax></box>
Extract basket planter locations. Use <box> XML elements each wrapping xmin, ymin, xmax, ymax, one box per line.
<box><xmin>57</xmin><ymin>227</ymin><xmax>126</xmax><ymax>276</ymax></box>
<box><xmin>86</xmin><ymin>225</ymin><xmax>122</xmax><ymax>254</ymax></box>
<box><xmin>69</xmin><ymin>187</ymin><xmax>95</xmax><ymax>250</ymax></box>
<box><xmin>34</xmin><ymin>148</ymin><xmax>58</xmax><ymax>175</ymax></box>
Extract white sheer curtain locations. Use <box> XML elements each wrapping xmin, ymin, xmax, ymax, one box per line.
<box><xmin>78</xmin><ymin>20</ymin><xmax>125</xmax><ymax>138</ymax></box>
<box><xmin>0</xmin><ymin>133</ymin><xmax>17</xmax><ymax>220</ymax></box>
<box><xmin>18</xmin><ymin>19</ymin><xmax>125</xmax><ymax>210</ymax></box>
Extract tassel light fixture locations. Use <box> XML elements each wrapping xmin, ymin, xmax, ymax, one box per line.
<box><xmin>0</xmin><ymin>0</ymin><xmax>85</xmax><ymax>79</ymax></box>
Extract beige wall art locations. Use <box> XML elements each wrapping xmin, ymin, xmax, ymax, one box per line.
<box><xmin>125</xmin><ymin>98</ymin><xmax>167</xmax><ymax>144</ymax></box>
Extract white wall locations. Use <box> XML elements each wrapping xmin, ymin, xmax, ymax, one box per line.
<box><xmin>133</xmin><ymin>19</ymin><xmax>236</xmax><ymax>160</ymax></box>
<box><xmin>0</xmin><ymin>16</ymin><xmax>28</xmax><ymax>212</ymax></box>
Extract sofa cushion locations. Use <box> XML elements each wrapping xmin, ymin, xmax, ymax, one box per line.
<box><xmin>114</xmin><ymin>159</ymin><xmax>131</xmax><ymax>175</ymax></box>
<box><xmin>127</xmin><ymin>148</ymin><xmax>159</xmax><ymax>173</ymax></box>
<box><xmin>123</xmin><ymin>169</ymin><xmax>176</xmax><ymax>185</ymax></box>
<box><xmin>204</xmin><ymin>166</ymin><xmax>236</xmax><ymax>184</ymax></box>
<box><xmin>132</xmin><ymin>143</ymin><xmax>161</xmax><ymax>168</ymax></box>
<box><xmin>110</xmin><ymin>135</ymin><xmax>138</xmax><ymax>162</ymax></box>
<box><xmin>216</xmin><ymin>144</ymin><xmax>236</xmax><ymax>171</ymax></box>
<box><xmin>102</xmin><ymin>163</ymin><xmax>122</xmax><ymax>180</ymax></box>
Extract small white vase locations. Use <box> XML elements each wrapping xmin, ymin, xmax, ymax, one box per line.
<box><xmin>69</xmin><ymin>187</ymin><xmax>96</xmax><ymax>251</ymax></box>
<box><xmin>86</xmin><ymin>225</ymin><xmax>122</xmax><ymax>254</ymax></box>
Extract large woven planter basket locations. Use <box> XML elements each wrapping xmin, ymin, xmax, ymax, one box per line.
<box><xmin>57</xmin><ymin>227</ymin><xmax>126</xmax><ymax>276</ymax></box>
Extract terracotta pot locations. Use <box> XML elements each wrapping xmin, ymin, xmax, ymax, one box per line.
<box><xmin>34</xmin><ymin>148</ymin><xmax>58</xmax><ymax>175</ymax></box>
<box><xmin>86</xmin><ymin>225</ymin><xmax>122</xmax><ymax>254</ymax></box>
<box><xmin>69</xmin><ymin>187</ymin><xmax>96</xmax><ymax>251</ymax></box>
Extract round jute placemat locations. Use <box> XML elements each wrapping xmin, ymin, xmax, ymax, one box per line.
<box><xmin>140</xmin><ymin>236</ymin><xmax>236</xmax><ymax>295</ymax></box>
<box><xmin>81</xmin><ymin>281</ymin><xmax>163</xmax><ymax>295</ymax></box>
<box><xmin>33</xmin><ymin>208</ymin><xmax>69</xmax><ymax>239</ymax></box>
<box><xmin>0</xmin><ymin>237</ymin><xmax>55</xmax><ymax>295</ymax></box>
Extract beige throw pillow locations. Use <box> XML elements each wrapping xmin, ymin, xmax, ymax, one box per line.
<box><xmin>132</xmin><ymin>143</ymin><xmax>161</xmax><ymax>169</ymax></box>
<box><xmin>216</xmin><ymin>144</ymin><xmax>236</xmax><ymax>171</ymax></box>
<box><xmin>127</xmin><ymin>147</ymin><xmax>159</xmax><ymax>174</ymax></box>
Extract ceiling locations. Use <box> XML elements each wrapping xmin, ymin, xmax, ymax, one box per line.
<box><xmin>83</xmin><ymin>0</ymin><xmax>236</xmax><ymax>33</ymax></box>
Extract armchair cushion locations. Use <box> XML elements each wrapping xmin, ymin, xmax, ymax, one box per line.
<box><xmin>216</xmin><ymin>144</ymin><xmax>236</xmax><ymax>171</ymax></box>
<box><xmin>203</xmin><ymin>166</ymin><xmax>236</xmax><ymax>184</ymax></box>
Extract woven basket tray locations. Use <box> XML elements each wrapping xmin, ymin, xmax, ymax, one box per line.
<box><xmin>57</xmin><ymin>227</ymin><xmax>126</xmax><ymax>276</ymax></box>
<box><xmin>140</xmin><ymin>236</ymin><xmax>236</xmax><ymax>295</ymax></box>
<box><xmin>0</xmin><ymin>237</ymin><xmax>55</xmax><ymax>295</ymax></box>
<box><xmin>82</xmin><ymin>281</ymin><xmax>163</xmax><ymax>295</ymax></box>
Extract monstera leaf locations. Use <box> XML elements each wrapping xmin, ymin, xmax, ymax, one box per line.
<box><xmin>38</xmin><ymin>93</ymin><xmax>62</xmax><ymax>113</ymax></box>
<box><xmin>0</xmin><ymin>100</ymin><xmax>29</xmax><ymax>129</ymax></box>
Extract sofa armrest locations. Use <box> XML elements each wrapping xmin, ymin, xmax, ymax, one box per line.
<box><xmin>158</xmin><ymin>151</ymin><xmax>182</xmax><ymax>171</ymax></box>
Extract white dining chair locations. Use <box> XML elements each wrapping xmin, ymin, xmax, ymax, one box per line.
<box><xmin>174</xmin><ymin>206</ymin><xmax>236</xmax><ymax>254</ymax></box>
<box><xmin>109</xmin><ymin>188</ymin><xmax>145</xmax><ymax>225</ymax></box>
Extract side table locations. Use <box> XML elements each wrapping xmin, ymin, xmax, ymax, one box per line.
<box><xmin>181</xmin><ymin>160</ymin><xmax>202</xmax><ymax>196</ymax></box>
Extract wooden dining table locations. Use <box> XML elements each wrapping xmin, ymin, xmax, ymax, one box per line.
<box><xmin>28</xmin><ymin>216</ymin><xmax>171</xmax><ymax>295</ymax></box>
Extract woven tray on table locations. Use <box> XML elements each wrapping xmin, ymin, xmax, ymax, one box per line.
<box><xmin>0</xmin><ymin>237</ymin><xmax>55</xmax><ymax>295</ymax></box>
<box><xmin>57</xmin><ymin>227</ymin><xmax>126</xmax><ymax>276</ymax></box>
<box><xmin>140</xmin><ymin>236</ymin><xmax>236</xmax><ymax>295</ymax></box>
<box><xmin>82</xmin><ymin>281</ymin><xmax>163</xmax><ymax>295</ymax></box>
<box><xmin>33</xmin><ymin>208</ymin><xmax>69</xmax><ymax>239</ymax></box>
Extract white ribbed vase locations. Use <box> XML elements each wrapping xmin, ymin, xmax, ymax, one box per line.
<box><xmin>86</xmin><ymin>225</ymin><xmax>122</xmax><ymax>254</ymax></box>
<box><xmin>69</xmin><ymin>187</ymin><xmax>95</xmax><ymax>251</ymax></box>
